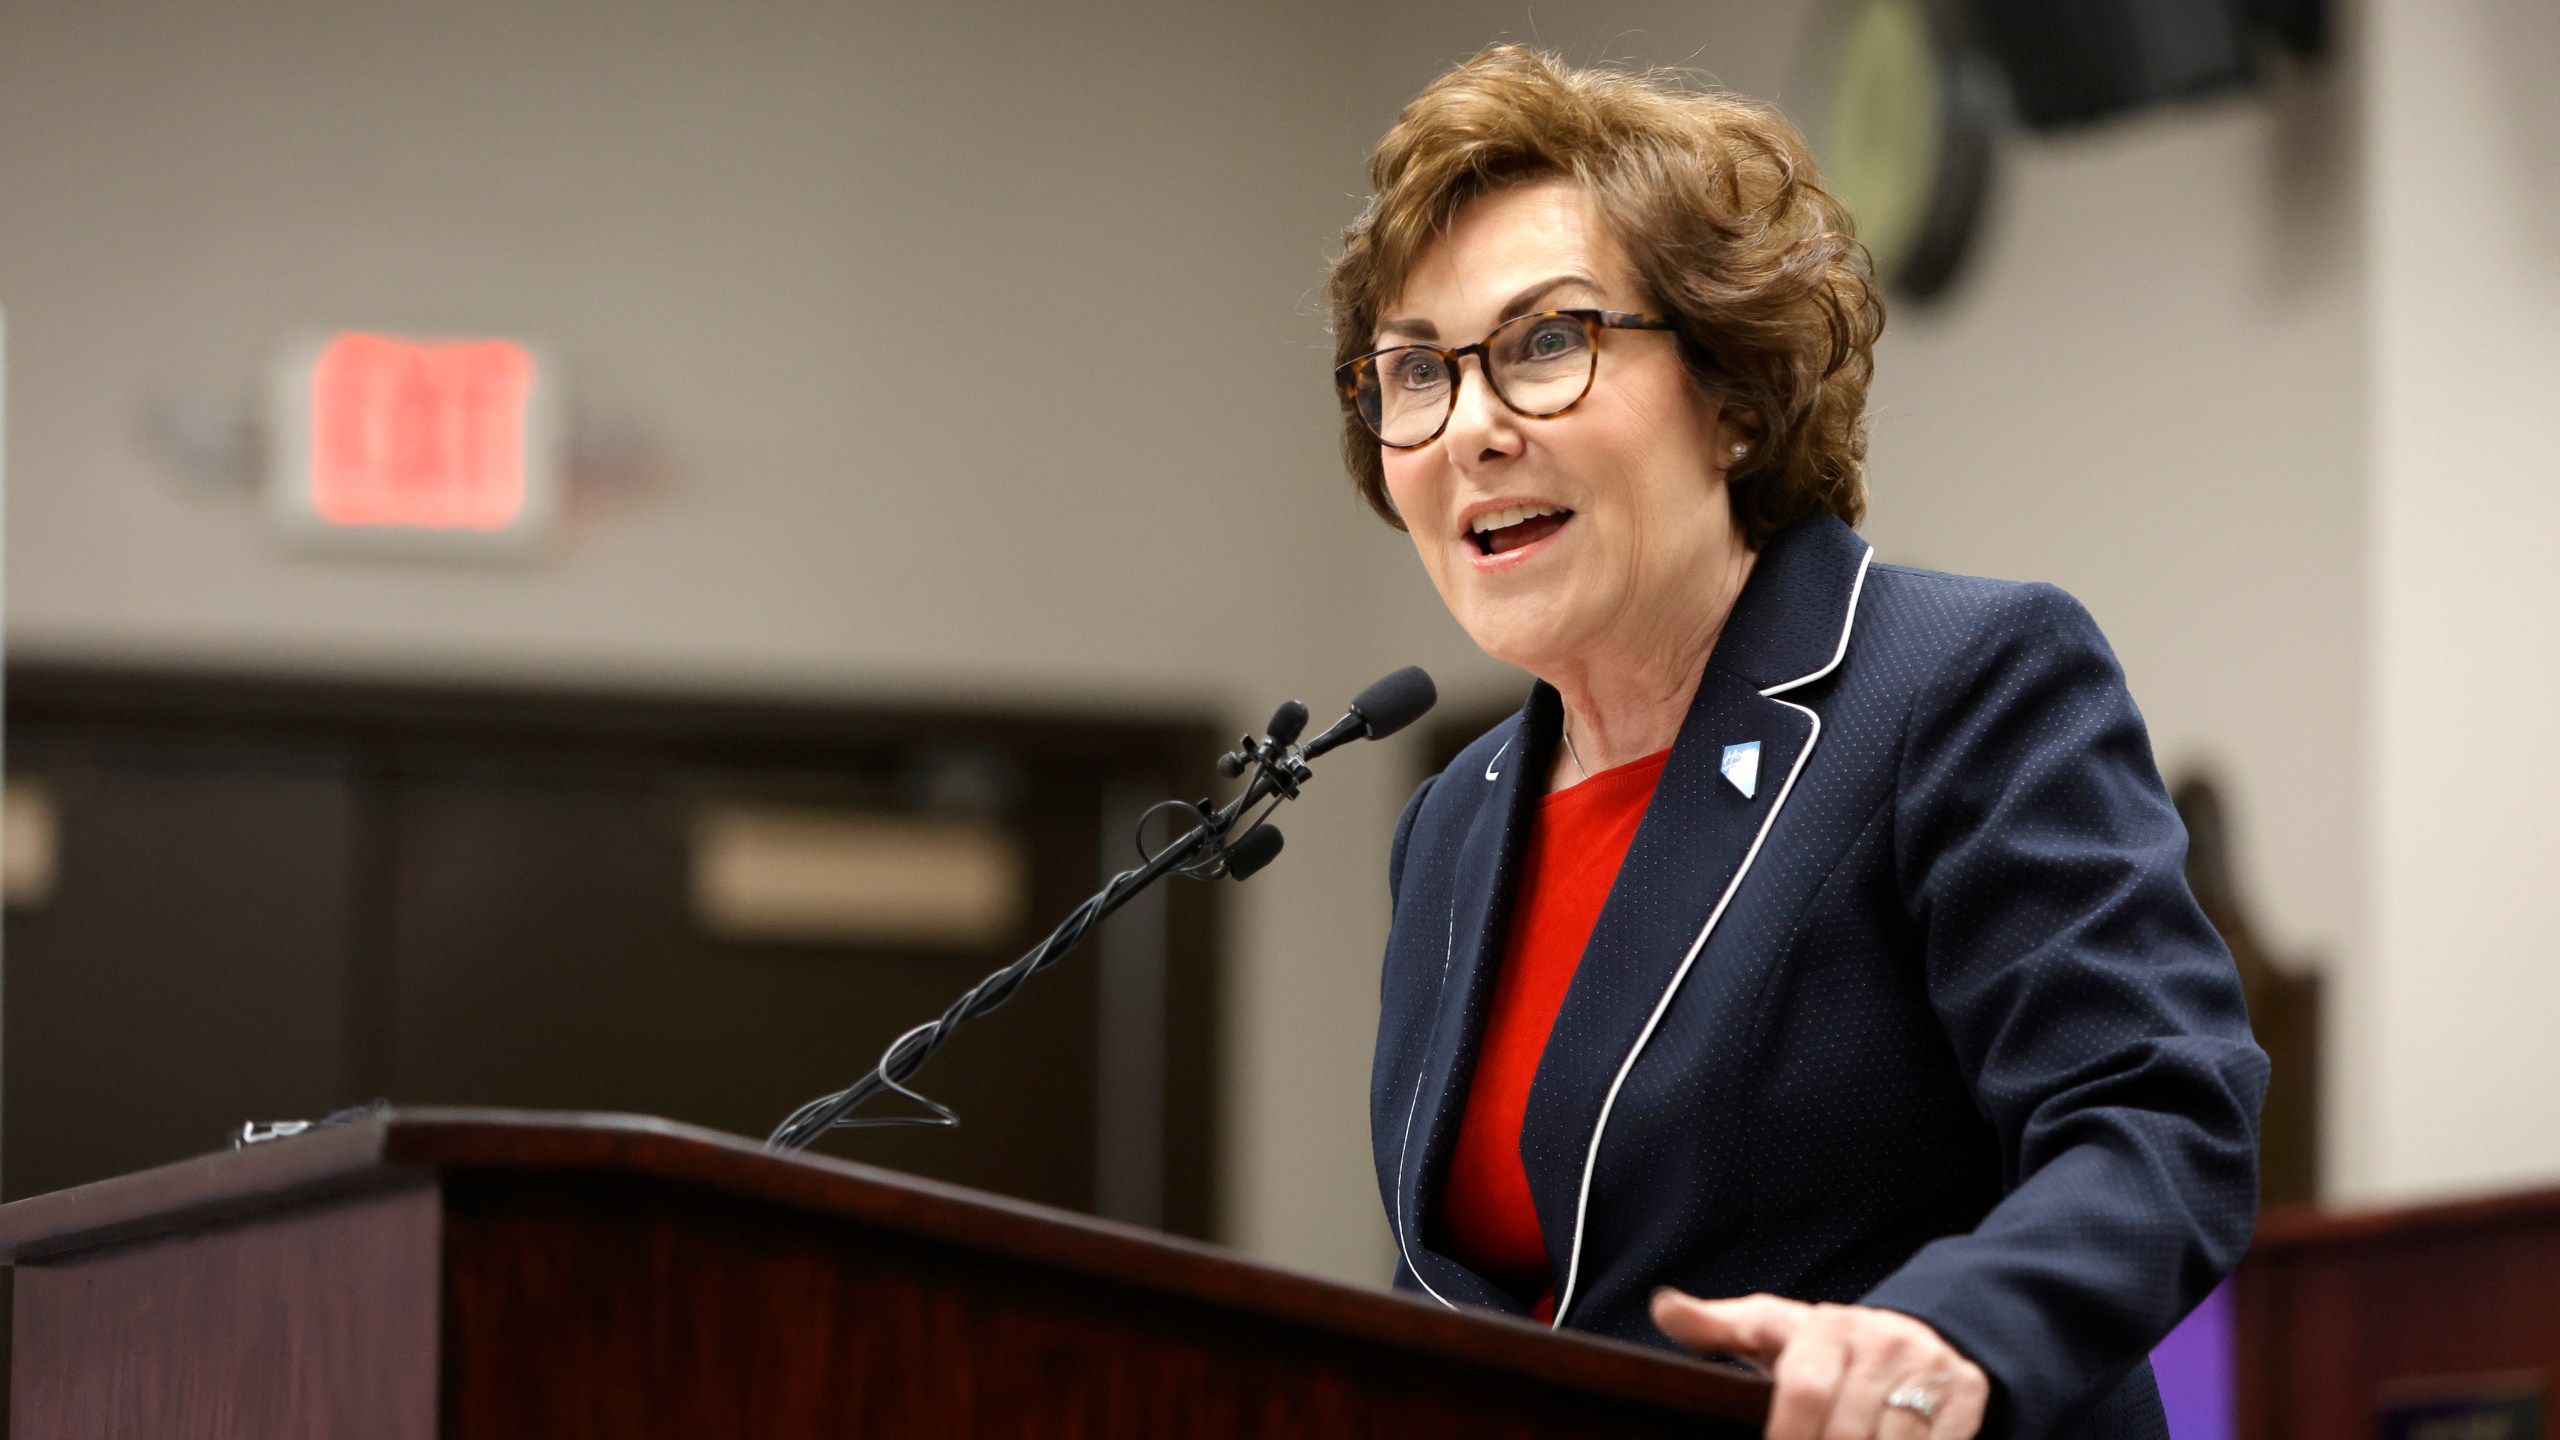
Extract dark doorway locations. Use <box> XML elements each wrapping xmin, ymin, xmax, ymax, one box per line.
<box><xmin>3</xmin><ymin>664</ymin><xmax>1225</xmax><ymax>1238</ymax></box>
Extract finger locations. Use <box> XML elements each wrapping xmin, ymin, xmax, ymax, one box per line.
<box><xmin>1822</xmin><ymin>1336</ymin><xmax>1918</xmax><ymax>1440</ymax></box>
<box><xmin>1929</xmin><ymin>1370</ymin><xmax>1991</xmax><ymax>1440</ymax></box>
<box><xmin>1650</xmin><ymin>1290</ymin><xmax>1802</xmax><ymax>1366</ymax></box>
<box><xmin>1878</xmin><ymin>1397</ymin><xmax>1934</xmax><ymax>1440</ymax></box>
<box><xmin>1766</xmin><ymin>1310</ymin><xmax>1851</xmax><ymax>1440</ymax></box>
<box><xmin>1875</xmin><ymin>1367</ymin><xmax>1981</xmax><ymax>1440</ymax></box>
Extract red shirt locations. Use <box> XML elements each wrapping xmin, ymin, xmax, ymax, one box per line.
<box><xmin>1429</xmin><ymin>748</ymin><xmax>1669</xmax><ymax>1320</ymax></box>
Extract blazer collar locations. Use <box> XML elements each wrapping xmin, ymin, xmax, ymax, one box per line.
<box><xmin>1703</xmin><ymin>512</ymin><xmax>1874</xmax><ymax>694</ymax></box>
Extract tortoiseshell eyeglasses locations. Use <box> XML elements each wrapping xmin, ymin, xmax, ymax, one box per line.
<box><xmin>1335</xmin><ymin>309</ymin><xmax>1677</xmax><ymax>449</ymax></box>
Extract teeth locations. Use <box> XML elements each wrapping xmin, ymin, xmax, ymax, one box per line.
<box><xmin>1468</xmin><ymin>503</ymin><xmax>1563</xmax><ymax>535</ymax></box>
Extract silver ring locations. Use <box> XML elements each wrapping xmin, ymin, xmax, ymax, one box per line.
<box><xmin>1885</xmin><ymin>1385</ymin><xmax>1942</xmax><ymax>1422</ymax></box>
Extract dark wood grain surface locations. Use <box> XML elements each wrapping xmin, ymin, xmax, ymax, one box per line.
<box><xmin>2250</xmin><ymin>1184</ymin><xmax>2560</xmax><ymax>1250</ymax></box>
<box><xmin>438</xmin><ymin>1167</ymin><xmax>1738</xmax><ymax>1438</ymax></box>
<box><xmin>0</xmin><ymin>1118</ymin><xmax>417</xmax><ymax>1263</ymax></box>
<box><xmin>0</xmin><ymin>1108</ymin><xmax>1768</xmax><ymax>1437</ymax></box>
<box><xmin>11</xmin><ymin>1182</ymin><xmax>440</xmax><ymax>1440</ymax></box>
<box><xmin>2237</xmin><ymin>1188</ymin><xmax>2560</xmax><ymax>1440</ymax></box>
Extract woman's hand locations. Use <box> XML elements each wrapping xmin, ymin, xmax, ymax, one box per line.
<box><xmin>1651</xmin><ymin>1289</ymin><xmax>1990</xmax><ymax>1440</ymax></box>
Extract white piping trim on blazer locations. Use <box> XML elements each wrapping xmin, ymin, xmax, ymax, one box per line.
<box><xmin>1405</xmin><ymin>717</ymin><xmax>1515</xmax><ymax>1307</ymax></box>
<box><xmin>1548</xmin><ymin>544</ymin><xmax>1873</xmax><ymax>1328</ymax></box>
<box><xmin>1394</xmin><ymin>899</ymin><xmax>1464</xmax><ymax>1309</ymax></box>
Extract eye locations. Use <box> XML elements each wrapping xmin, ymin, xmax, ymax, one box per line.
<box><xmin>1498</xmin><ymin>316</ymin><xmax>1590</xmax><ymax>370</ymax></box>
<box><xmin>1385</xmin><ymin>350</ymin><xmax>1447</xmax><ymax>390</ymax></box>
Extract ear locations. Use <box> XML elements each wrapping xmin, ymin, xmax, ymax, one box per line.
<box><xmin>1717</xmin><ymin>403</ymin><xmax>1764</xmax><ymax>456</ymax></box>
<box><xmin>1701</xmin><ymin>397</ymin><xmax>1764</xmax><ymax>479</ymax></box>
<box><xmin>1686</xmin><ymin>380</ymin><xmax>1755</xmax><ymax>448</ymax></box>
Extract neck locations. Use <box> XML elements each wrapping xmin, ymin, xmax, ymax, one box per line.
<box><xmin>1542</xmin><ymin>541</ymin><xmax>1757</xmax><ymax>789</ymax></box>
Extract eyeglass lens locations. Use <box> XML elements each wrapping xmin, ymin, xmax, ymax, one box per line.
<box><xmin>1355</xmin><ymin>312</ymin><xmax>1598</xmax><ymax>447</ymax></box>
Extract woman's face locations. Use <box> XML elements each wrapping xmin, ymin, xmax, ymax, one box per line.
<box><xmin>1377</xmin><ymin>178</ymin><xmax>1745</xmax><ymax>678</ymax></box>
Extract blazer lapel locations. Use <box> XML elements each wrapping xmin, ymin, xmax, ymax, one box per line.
<box><xmin>1394</xmin><ymin>689</ymin><xmax>1553</xmax><ymax>1309</ymax></box>
<box><xmin>1398</xmin><ymin>516</ymin><xmax>1875</xmax><ymax>1314</ymax></box>
<box><xmin>1518</xmin><ymin>669</ymin><xmax>1815</xmax><ymax>1296</ymax></box>
<box><xmin>1519</xmin><ymin>515</ymin><xmax>1874</xmax><ymax>1321</ymax></box>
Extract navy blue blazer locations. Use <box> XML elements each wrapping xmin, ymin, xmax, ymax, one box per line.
<box><xmin>1371</xmin><ymin>514</ymin><xmax>2268</xmax><ymax>1440</ymax></box>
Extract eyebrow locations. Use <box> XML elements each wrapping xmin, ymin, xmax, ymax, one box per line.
<box><xmin>1374</xmin><ymin>273</ymin><xmax>1604</xmax><ymax>344</ymax></box>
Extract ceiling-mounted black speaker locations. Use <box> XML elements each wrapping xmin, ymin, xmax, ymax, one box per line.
<box><xmin>1967</xmin><ymin>0</ymin><xmax>2259</xmax><ymax>130</ymax></box>
<box><xmin>2245</xmin><ymin>0</ymin><xmax>2328</xmax><ymax>57</ymax></box>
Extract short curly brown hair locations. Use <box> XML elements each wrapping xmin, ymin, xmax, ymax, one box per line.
<box><xmin>1325</xmin><ymin>45</ymin><xmax>1884</xmax><ymax>547</ymax></box>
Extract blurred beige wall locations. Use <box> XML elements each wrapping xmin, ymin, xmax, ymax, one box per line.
<box><xmin>2355</xmin><ymin>0</ymin><xmax>2560</xmax><ymax>1204</ymax></box>
<box><xmin>3</xmin><ymin>0</ymin><xmax>2549</xmax><ymax>1287</ymax></box>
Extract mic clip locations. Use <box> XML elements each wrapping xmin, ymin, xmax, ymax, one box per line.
<box><xmin>1217</xmin><ymin>733</ymin><xmax>1309</xmax><ymax>799</ymax></box>
<box><xmin>1215</xmin><ymin>697</ymin><xmax>1314</xmax><ymax>800</ymax></box>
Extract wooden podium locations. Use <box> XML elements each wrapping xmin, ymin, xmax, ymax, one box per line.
<box><xmin>2238</xmin><ymin>1186</ymin><xmax>2560</xmax><ymax>1438</ymax></box>
<box><xmin>0</xmin><ymin>1108</ymin><xmax>1766</xmax><ymax>1439</ymax></box>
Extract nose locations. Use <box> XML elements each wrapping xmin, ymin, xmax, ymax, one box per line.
<box><xmin>1438</xmin><ymin>352</ymin><xmax>1523</xmax><ymax>471</ymax></box>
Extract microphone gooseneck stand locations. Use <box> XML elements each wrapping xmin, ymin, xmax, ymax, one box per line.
<box><xmin>766</xmin><ymin>666</ymin><xmax>1437</xmax><ymax>1154</ymax></box>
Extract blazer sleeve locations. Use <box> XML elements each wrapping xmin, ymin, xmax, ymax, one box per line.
<box><xmin>1860</xmin><ymin>582</ymin><xmax>2269</xmax><ymax>1440</ymax></box>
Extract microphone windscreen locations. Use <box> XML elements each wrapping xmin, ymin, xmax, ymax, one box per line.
<box><xmin>1352</xmin><ymin>666</ymin><xmax>1437</xmax><ymax>740</ymax></box>
<box><xmin>1266</xmin><ymin>699</ymin><xmax>1309</xmax><ymax>746</ymax></box>
<box><xmin>1226</xmin><ymin>822</ymin><xmax>1285</xmax><ymax>881</ymax></box>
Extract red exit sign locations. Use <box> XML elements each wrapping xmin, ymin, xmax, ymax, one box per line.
<box><xmin>270</xmin><ymin>330</ymin><xmax>561</xmax><ymax>555</ymax></box>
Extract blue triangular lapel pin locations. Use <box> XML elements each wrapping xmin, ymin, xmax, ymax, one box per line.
<box><xmin>1720</xmin><ymin>741</ymin><xmax>1761</xmax><ymax>800</ymax></box>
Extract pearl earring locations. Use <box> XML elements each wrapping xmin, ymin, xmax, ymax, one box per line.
<box><xmin>1730</xmin><ymin>442</ymin><xmax>1750</xmax><ymax>462</ymax></box>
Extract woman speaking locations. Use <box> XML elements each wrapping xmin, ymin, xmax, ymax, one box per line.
<box><xmin>1333</xmin><ymin>48</ymin><xmax>2266</xmax><ymax>1440</ymax></box>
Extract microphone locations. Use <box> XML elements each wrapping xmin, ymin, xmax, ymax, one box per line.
<box><xmin>1350</xmin><ymin>664</ymin><xmax>1439</xmax><ymax>739</ymax></box>
<box><xmin>1220</xmin><ymin>697</ymin><xmax>1311</xmax><ymax>779</ymax></box>
<box><xmin>1266</xmin><ymin>698</ymin><xmax>1310</xmax><ymax>746</ymax></box>
<box><xmin>1224</xmin><ymin>822</ymin><xmax>1285</xmax><ymax>880</ymax></box>
<box><xmin>1302</xmin><ymin>665</ymin><xmax>1439</xmax><ymax>759</ymax></box>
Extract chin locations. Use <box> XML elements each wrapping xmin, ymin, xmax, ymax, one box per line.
<box><xmin>1455</xmin><ymin>593</ymin><xmax>1588</xmax><ymax>675</ymax></box>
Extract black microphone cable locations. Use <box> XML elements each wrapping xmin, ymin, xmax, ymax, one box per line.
<box><xmin>766</xmin><ymin>666</ymin><xmax>1436</xmax><ymax>1154</ymax></box>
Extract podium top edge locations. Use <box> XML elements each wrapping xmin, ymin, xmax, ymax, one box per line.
<box><xmin>0</xmin><ymin>1106</ymin><xmax>1768</xmax><ymax>1424</ymax></box>
<box><xmin>2252</xmin><ymin>1181</ymin><xmax>2560</xmax><ymax>1252</ymax></box>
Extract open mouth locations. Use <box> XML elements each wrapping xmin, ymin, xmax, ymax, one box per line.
<box><xmin>1468</xmin><ymin>503</ymin><xmax>1574</xmax><ymax>557</ymax></box>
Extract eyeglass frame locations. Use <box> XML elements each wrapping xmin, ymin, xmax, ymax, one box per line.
<box><xmin>1335</xmin><ymin>308</ymin><xmax>1679</xmax><ymax>450</ymax></box>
